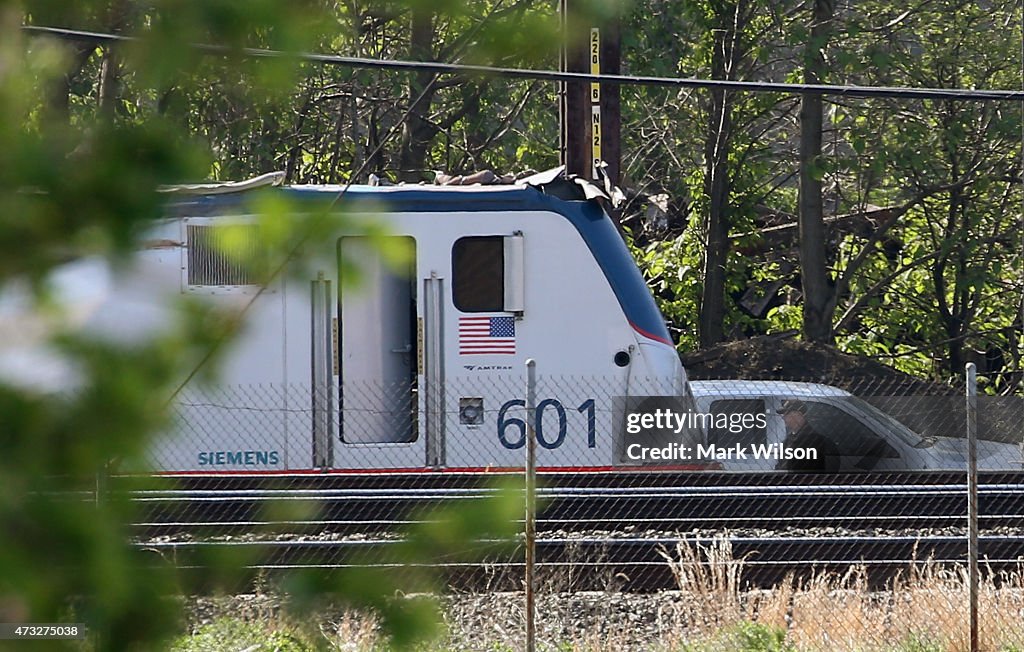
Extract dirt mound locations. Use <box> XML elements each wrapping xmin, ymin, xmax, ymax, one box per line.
<box><xmin>681</xmin><ymin>335</ymin><xmax>952</xmax><ymax>397</ymax></box>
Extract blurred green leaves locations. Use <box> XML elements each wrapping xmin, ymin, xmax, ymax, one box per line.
<box><xmin>1</xmin><ymin>2</ymin><xmax>534</xmax><ymax>649</ymax></box>
<box><xmin>2</xmin><ymin>4</ymin><xmax>214</xmax><ymax>645</ymax></box>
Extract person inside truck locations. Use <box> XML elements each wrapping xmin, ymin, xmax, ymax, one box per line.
<box><xmin>776</xmin><ymin>399</ymin><xmax>841</xmax><ymax>472</ymax></box>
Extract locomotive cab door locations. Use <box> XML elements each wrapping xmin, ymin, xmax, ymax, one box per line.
<box><xmin>334</xmin><ymin>236</ymin><xmax>421</xmax><ymax>463</ymax></box>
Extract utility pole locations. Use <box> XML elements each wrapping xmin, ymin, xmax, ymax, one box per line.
<box><xmin>559</xmin><ymin>0</ymin><xmax>620</xmax><ymax>189</ymax></box>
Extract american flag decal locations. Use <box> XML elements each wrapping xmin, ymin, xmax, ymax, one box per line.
<box><xmin>459</xmin><ymin>315</ymin><xmax>516</xmax><ymax>355</ymax></box>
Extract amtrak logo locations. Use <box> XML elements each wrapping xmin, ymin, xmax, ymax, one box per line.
<box><xmin>463</xmin><ymin>364</ymin><xmax>513</xmax><ymax>371</ymax></box>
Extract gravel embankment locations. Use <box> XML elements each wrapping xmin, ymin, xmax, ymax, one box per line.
<box><xmin>143</xmin><ymin>524</ymin><xmax>1014</xmax><ymax>545</ymax></box>
<box><xmin>185</xmin><ymin>590</ymin><xmax>714</xmax><ymax>650</ymax></box>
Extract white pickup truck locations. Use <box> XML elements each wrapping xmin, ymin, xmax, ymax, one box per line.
<box><xmin>687</xmin><ymin>380</ymin><xmax>1023</xmax><ymax>472</ymax></box>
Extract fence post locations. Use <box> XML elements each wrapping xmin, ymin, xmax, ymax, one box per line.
<box><xmin>95</xmin><ymin>464</ymin><xmax>106</xmax><ymax>508</ymax></box>
<box><xmin>966</xmin><ymin>362</ymin><xmax>979</xmax><ymax>652</ymax></box>
<box><xmin>524</xmin><ymin>359</ymin><xmax>537</xmax><ymax>652</ymax></box>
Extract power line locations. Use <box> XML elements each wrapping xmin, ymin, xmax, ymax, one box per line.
<box><xmin>22</xmin><ymin>23</ymin><xmax>1024</xmax><ymax>103</ymax></box>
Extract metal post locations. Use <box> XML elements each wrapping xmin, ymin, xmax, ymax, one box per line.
<box><xmin>311</xmin><ymin>272</ymin><xmax>334</xmax><ymax>469</ymax></box>
<box><xmin>95</xmin><ymin>462</ymin><xmax>107</xmax><ymax>508</ymax></box>
<box><xmin>424</xmin><ymin>274</ymin><xmax>446</xmax><ymax>468</ymax></box>
<box><xmin>966</xmin><ymin>362</ymin><xmax>979</xmax><ymax>652</ymax></box>
<box><xmin>524</xmin><ymin>359</ymin><xmax>537</xmax><ymax>652</ymax></box>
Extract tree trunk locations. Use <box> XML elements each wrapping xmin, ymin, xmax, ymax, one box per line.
<box><xmin>699</xmin><ymin>85</ymin><xmax>731</xmax><ymax>347</ymax></box>
<box><xmin>798</xmin><ymin>0</ymin><xmax>834</xmax><ymax>343</ymax></box>
<box><xmin>47</xmin><ymin>44</ymin><xmax>96</xmax><ymax>122</ymax></box>
<box><xmin>698</xmin><ymin>1</ymin><xmax>741</xmax><ymax>348</ymax></box>
<box><xmin>97</xmin><ymin>45</ymin><xmax>120</xmax><ymax>117</ymax></box>
<box><xmin>285</xmin><ymin>86</ymin><xmax>315</xmax><ymax>183</ymax></box>
<box><xmin>97</xmin><ymin>0</ymin><xmax>133</xmax><ymax>119</ymax></box>
<box><xmin>398</xmin><ymin>7</ymin><xmax>437</xmax><ymax>182</ymax></box>
<box><xmin>936</xmin><ymin>158</ymin><xmax>968</xmax><ymax>378</ymax></box>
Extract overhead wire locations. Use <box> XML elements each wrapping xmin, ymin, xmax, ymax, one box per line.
<box><xmin>20</xmin><ymin>23</ymin><xmax>1024</xmax><ymax>103</ymax></box>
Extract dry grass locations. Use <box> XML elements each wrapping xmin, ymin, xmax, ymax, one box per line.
<box><xmin>322</xmin><ymin>611</ymin><xmax>382</xmax><ymax>651</ymax></box>
<box><xmin>786</xmin><ymin>561</ymin><xmax>1024</xmax><ymax>651</ymax></box>
<box><xmin>178</xmin><ymin>542</ymin><xmax>1024</xmax><ymax>651</ymax></box>
<box><xmin>658</xmin><ymin>536</ymin><xmax>1024</xmax><ymax>652</ymax></box>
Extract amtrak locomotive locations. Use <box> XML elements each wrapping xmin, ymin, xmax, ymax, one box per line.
<box><xmin>3</xmin><ymin>172</ymin><xmax>691</xmax><ymax>473</ymax></box>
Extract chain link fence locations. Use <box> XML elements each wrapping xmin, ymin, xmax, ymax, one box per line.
<box><xmin>123</xmin><ymin>371</ymin><xmax>1024</xmax><ymax>650</ymax></box>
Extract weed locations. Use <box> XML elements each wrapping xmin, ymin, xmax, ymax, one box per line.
<box><xmin>170</xmin><ymin>618</ymin><xmax>316</xmax><ymax>652</ymax></box>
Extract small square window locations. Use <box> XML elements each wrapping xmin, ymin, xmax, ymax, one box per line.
<box><xmin>452</xmin><ymin>236</ymin><xmax>504</xmax><ymax>312</ymax></box>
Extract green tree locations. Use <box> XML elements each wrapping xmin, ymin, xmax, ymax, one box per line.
<box><xmin>826</xmin><ymin>0</ymin><xmax>1023</xmax><ymax>380</ymax></box>
<box><xmin>623</xmin><ymin>0</ymin><xmax>798</xmax><ymax>350</ymax></box>
<box><xmin>625</xmin><ymin>0</ymin><xmax>1021</xmax><ymax>390</ymax></box>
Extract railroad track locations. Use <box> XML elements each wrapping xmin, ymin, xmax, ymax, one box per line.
<box><xmin>129</xmin><ymin>472</ymin><xmax>1024</xmax><ymax>534</ymax></box>
<box><xmin>124</xmin><ymin>471</ymin><xmax>1024</xmax><ymax>590</ymax></box>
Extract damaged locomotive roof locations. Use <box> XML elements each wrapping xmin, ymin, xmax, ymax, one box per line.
<box><xmin>158</xmin><ymin>165</ymin><xmax>616</xmax><ymax>205</ymax></box>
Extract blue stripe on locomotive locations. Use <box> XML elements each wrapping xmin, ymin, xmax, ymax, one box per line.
<box><xmin>171</xmin><ymin>185</ymin><xmax>673</xmax><ymax>346</ymax></box>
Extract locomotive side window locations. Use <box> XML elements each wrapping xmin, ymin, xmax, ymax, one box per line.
<box><xmin>708</xmin><ymin>399</ymin><xmax>767</xmax><ymax>448</ymax></box>
<box><xmin>452</xmin><ymin>236</ymin><xmax>504</xmax><ymax>312</ymax></box>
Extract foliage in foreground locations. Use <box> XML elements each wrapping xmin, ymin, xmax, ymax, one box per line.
<box><xmin>2</xmin><ymin>1</ymin><xmax>535</xmax><ymax>650</ymax></box>
<box><xmin>171</xmin><ymin>619</ymin><xmax>315</xmax><ymax>652</ymax></box>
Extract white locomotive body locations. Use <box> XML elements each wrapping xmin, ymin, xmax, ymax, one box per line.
<box><xmin>4</xmin><ymin>179</ymin><xmax>690</xmax><ymax>474</ymax></box>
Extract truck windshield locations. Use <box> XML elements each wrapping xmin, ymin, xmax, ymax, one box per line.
<box><xmin>847</xmin><ymin>395</ymin><xmax>930</xmax><ymax>447</ymax></box>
